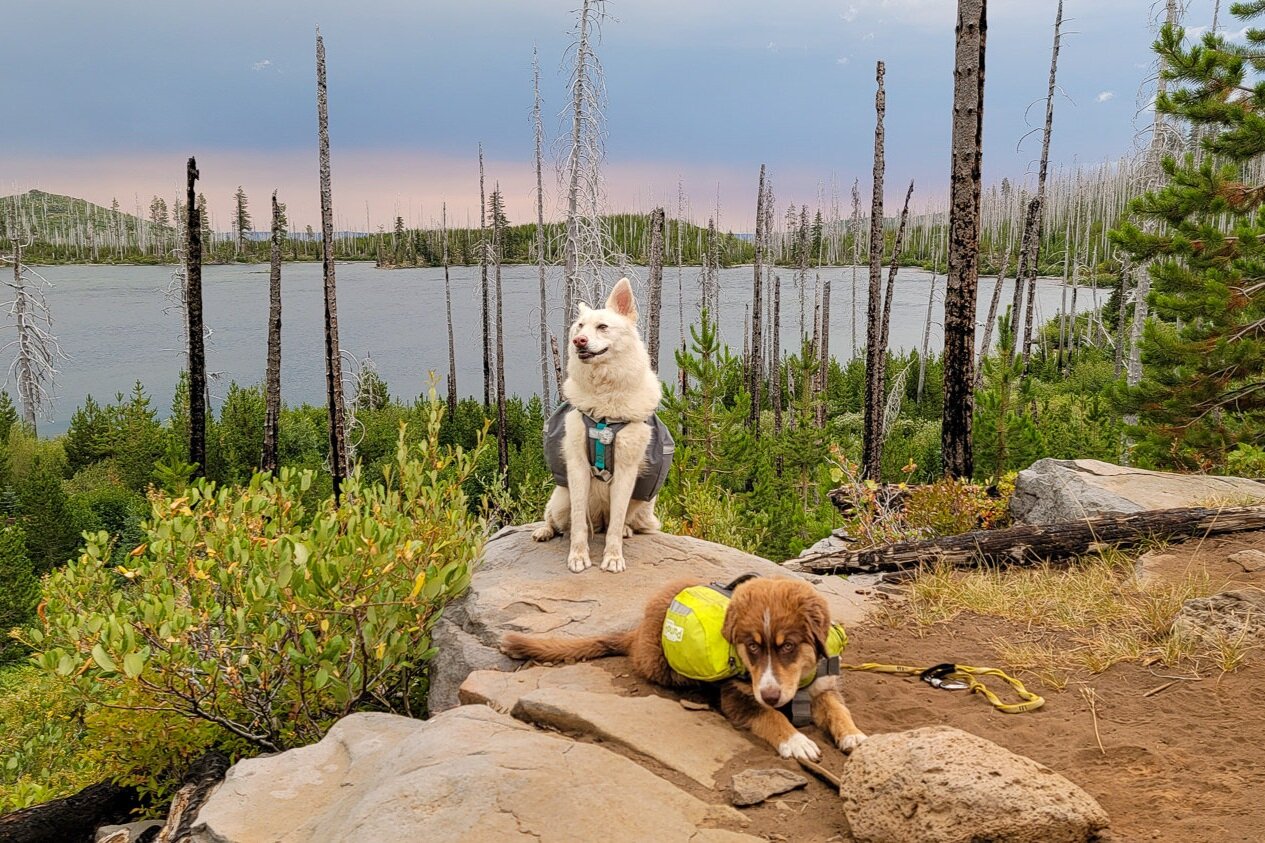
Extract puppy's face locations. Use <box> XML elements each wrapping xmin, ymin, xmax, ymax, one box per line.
<box><xmin>722</xmin><ymin>579</ymin><xmax>831</xmax><ymax>709</ymax></box>
<box><xmin>569</xmin><ymin>277</ymin><xmax>640</xmax><ymax>365</ymax></box>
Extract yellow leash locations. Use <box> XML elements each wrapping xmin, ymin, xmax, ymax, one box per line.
<box><xmin>840</xmin><ymin>661</ymin><xmax>1045</xmax><ymax>714</ymax></box>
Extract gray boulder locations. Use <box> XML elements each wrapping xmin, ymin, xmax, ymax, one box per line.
<box><xmin>429</xmin><ymin>524</ymin><xmax>877</xmax><ymax>712</ymax></box>
<box><xmin>1172</xmin><ymin>588</ymin><xmax>1265</xmax><ymax>647</ymax></box>
<box><xmin>191</xmin><ymin>706</ymin><xmax>757</xmax><ymax>843</ymax></box>
<box><xmin>837</xmin><ymin>726</ymin><xmax>1109</xmax><ymax>843</ymax></box>
<box><xmin>1010</xmin><ymin>459</ymin><xmax>1265</xmax><ymax>525</ymax></box>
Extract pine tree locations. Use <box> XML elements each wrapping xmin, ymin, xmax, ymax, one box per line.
<box><xmin>0</xmin><ymin>525</ymin><xmax>38</xmax><ymax>663</ymax></box>
<box><xmin>64</xmin><ymin>394</ymin><xmax>111</xmax><ymax>473</ymax></box>
<box><xmin>1111</xmin><ymin>6</ymin><xmax>1265</xmax><ymax>468</ymax></box>
<box><xmin>19</xmin><ymin>456</ymin><xmax>79</xmax><ymax>572</ymax></box>
<box><xmin>233</xmin><ymin>186</ymin><xmax>251</xmax><ymax>256</ymax></box>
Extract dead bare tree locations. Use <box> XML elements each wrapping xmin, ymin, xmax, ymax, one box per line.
<box><xmin>850</xmin><ymin>180</ymin><xmax>861</xmax><ymax>357</ymax></box>
<box><xmin>1019</xmin><ymin>0</ymin><xmax>1063</xmax><ymax>374</ymax></box>
<box><xmin>942</xmin><ymin>0</ymin><xmax>988</xmax><ymax>478</ymax></box>
<box><xmin>442</xmin><ymin>203</ymin><xmax>457</xmax><ymax>418</ymax></box>
<box><xmin>185</xmin><ymin>158</ymin><xmax>207</xmax><ymax>476</ymax></box>
<box><xmin>2</xmin><ymin>238</ymin><xmax>64</xmax><ymax>433</ymax></box>
<box><xmin>533</xmin><ymin>48</ymin><xmax>552</xmax><ymax>412</ymax></box>
<box><xmin>479</xmin><ymin>144</ymin><xmax>492</xmax><ymax>407</ymax></box>
<box><xmin>862</xmin><ymin>60</ymin><xmax>887</xmax><ymax>481</ymax></box>
<box><xmin>976</xmin><ymin>243</ymin><xmax>1011</xmax><ymax>388</ymax></box>
<box><xmin>492</xmin><ymin>185</ymin><xmax>509</xmax><ymax>477</ymax></box>
<box><xmin>561</xmin><ymin>0</ymin><xmax>612</xmax><ymax>316</ymax></box>
<box><xmin>262</xmin><ymin>191</ymin><xmax>283</xmax><ymax>474</ymax></box>
<box><xmin>878</xmin><ymin>180</ymin><xmax>915</xmax><ymax>357</ymax></box>
<box><xmin>646</xmin><ymin>207</ymin><xmax>665</xmax><ymax>372</ymax></box>
<box><xmin>316</xmin><ymin>28</ymin><xmax>349</xmax><ymax>498</ymax></box>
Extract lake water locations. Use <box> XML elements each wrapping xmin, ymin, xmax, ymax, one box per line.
<box><xmin>22</xmin><ymin>262</ymin><xmax>1093</xmax><ymax>434</ymax></box>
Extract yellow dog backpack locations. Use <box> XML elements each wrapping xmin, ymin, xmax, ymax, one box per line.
<box><xmin>660</xmin><ymin>575</ymin><xmax>848</xmax><ymax>685</ymax></box>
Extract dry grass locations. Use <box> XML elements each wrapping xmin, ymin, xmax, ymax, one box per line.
<box><xmin>872</xmin><ymin>549</ymin><xmax>1222</xmax><ymax>683</ymax></box>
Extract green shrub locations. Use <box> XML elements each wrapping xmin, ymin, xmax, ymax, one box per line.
<box><xmin>24</xmin><ymin>399</ymin><xmax>486</xmax><ymax>797</ymax></box>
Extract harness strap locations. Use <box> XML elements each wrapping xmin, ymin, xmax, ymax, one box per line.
<box><xmin>839</xmin><ymin>661</ymin><xmax>1045</xmax><ymax>714</ymax></box>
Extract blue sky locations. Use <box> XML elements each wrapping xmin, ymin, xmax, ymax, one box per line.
<box><xmin>0</xmin><ymin>0</ymin><xmax>1206</xmax><ymax>231</ymax></box>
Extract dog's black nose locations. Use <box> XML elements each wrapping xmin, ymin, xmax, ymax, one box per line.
<box><xmin>573</xmin><ymin>335</ymin><xmax>588</xmax><ymax>348</ymax></box>
<box><xmin>760</xmin><ymin>688</ymin><xmax>782</xmax><ymax>707</ymax></box>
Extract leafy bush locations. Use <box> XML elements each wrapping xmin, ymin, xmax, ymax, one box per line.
<box><xmin>0</xmin><ymin>665</ymin><xmax>106</xmax><ymax>812</ymax></box>
<box><xmin>24</xmin><ymin>400</ymin><xmax>486</xmax><ymax>795</ymax></box>
<box><xmin>659</xmin><ymin>476</ymin><xmax>769</xmax><ymax>555</ymax></box>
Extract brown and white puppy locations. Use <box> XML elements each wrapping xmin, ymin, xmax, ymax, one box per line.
<box><xmin>501</xmin><ymin>577</ymin><xmax>867</xmax><ymax>761</ymax></box>
<box><xmin>531</xmin><ymin>277</ymin><xmax>663</xmax><ymax>574</ymax></box>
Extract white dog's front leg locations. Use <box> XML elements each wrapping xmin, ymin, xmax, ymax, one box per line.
<box><xmin>564</xmin><ymin>462</ymin><xmax>593</xmax><ymax>573</ymax></box>
<box><xmin>599</xmin><ymin>468</ymin><xmax>638</xmax><ymax>573</ymax></box>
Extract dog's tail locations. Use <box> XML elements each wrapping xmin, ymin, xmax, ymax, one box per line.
<box><xmin>501</xmin><ymin>629</ymin><xmax>634</xmax><ymax>663</ymax></box>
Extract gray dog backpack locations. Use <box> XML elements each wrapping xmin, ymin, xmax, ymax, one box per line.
<box><xmin>543</xmin><ymin>402</ymin><xmax>674</xmax><ymax>501</ymax></box>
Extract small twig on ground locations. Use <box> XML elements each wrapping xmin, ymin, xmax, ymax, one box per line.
<box><xmin>1080</xmin><ymin>687</ymin><xmax>1106</xmax><ymax>755</ymax></box>
<box><xmin>796</xmin><ymin>757</ymin><xmax>843</xmax><ymax>790</ymax></box>
<box><xmin>1142</xmin><ymin>680</ymin><xmax>1177</xmax><ymax>698</ymax></box>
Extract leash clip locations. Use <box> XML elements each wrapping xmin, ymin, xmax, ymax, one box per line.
<box><xmin>589</xmin><ymin>426</ymin><xmax>615</xmax><ymax>445</ymax></box>
<box><xmin>920</xmin><ymin>662</ymin><xmax>969</xmax><ymax>691</ymax></box>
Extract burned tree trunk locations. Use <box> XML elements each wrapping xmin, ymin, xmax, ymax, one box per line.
<box><xmin>862</xmin><ymin>60</ymin><xmax>887</xmax><ymax>481</ymax></box>
<box><xmin>941</xmin><ymin>0</ymin><xmax>988</xmax><ymax>479</ymax></box>
<box><xmin>788</xmin><ymin>505</ymin><xmax>1265</xmax><ymax>576</ymax></box>
<box><xmin>316</xmin><ymin>29</ymin><xmax>349</xmax><ymax>498</ymax></box>
<box><xmin>493</xmin><ymin>185</ymin><xmax>509</xmax><ymax>478</ymax></box>
<box><xmin>186</xmin><ymin>157</ymin><xmax>206</xmax><ymax>478</ymax></box>
<box><xmin>262</xmin><ymin>191</ymin><xmax>282</xmax><ymax>474</ymax></box>
<box><xmin>443</xmin><ymin>203</ymin><xmax>457</xmax><ymax>418</ymax></box>
<box><xmin>647</xmin><ymin>207</ymin><xmax>665</xmax><ymax>372</ymax></box>
<box><xmin>0</xmin><ymin>780</ymin><xmax>141</xmax><ymax>843</ymax></box>
<box><xmin>878</xmin><ymin>180</ymin><xmax>915</xmax><ymax>356</ymax></box>
<box><xmin>479</xmin><ymin>145</ymin><xmax>492</xmax><ymax>408</ymax></box>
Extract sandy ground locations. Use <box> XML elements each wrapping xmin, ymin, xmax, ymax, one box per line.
<box><xmin>609</xmin><ymin>531</ymin><xmax>1265</xmax><ymax>842</ymax></box>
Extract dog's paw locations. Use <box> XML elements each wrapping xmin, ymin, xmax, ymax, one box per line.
<box><xmin>531</xmin><ymin>524</ymin><xmax>556</xmax><ymax>542</ymax></box>
<box><xmin>600</xmin><ymin>552</ymin><xmax>626</xmax><ymax>573</ymax></box>
<box><xmin>837</xmin><ymin>732</ymin><xmax>868</xmax><ymax>753</ymax></box>
<box><xmin>777</xmin><ymin>732</ymin><xmax>821</xmax><ymax>762</ymax></box>
<box><xmin>567</xmin><ymin>549</ymin><xmax>592</xmax><ymax>573</ymax></box>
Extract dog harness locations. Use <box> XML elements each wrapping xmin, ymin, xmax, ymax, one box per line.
<box><xmin>660</xmin><ymin>575</ymin><xmax>848</xmax><ymax>686</ymax></box>
<box><xmin>543</xmin><ymin>402</ymin><xmax>674</xmax><ymax>501</ymax></box>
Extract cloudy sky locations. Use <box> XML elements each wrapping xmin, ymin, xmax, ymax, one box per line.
<box><xmin>0</xmin><ymin>0</ymin><xmax>1210</xmax><ymax>232</ymax></box>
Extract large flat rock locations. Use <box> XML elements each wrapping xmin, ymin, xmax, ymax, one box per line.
<box><xmin>512</xmin><ymin>687</ymin><xmax>758</xmax><ymax>787</ymax></box>
<box><xmin>459</xmin><ymin>662</ymin><xmax>621</xmax><ymax>712</ymax></box>
<box><xmin>191</xmin><ymin>707</ymin><xmax>758</xmax><ymax>843</ymax></box>
<box><xmin>1010</xmin><ymin>458</ymin><xmax>1265</xmax><ymax>525</ymax></box>
<box><xmin>429</xmin><ymin>525</ymin><xmax>875</xmax><ymax>712</ymax></box>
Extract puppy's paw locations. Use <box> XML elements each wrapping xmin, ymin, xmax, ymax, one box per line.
<box><xmin>567</xmin><ymin>548</ymin><xmax>592</xmax><ymax>573</ymax></box>
<box><xmin>622</xmin><ymin>524</ymin><xmax>633</xmax><ymax>538</ymax></box>
<box><xmin>531</xmin><ymin>524</ymin><xmax>556</xmax><ymax>542</ymax></box>
<box><xmin>600</xmin><ymin>552</ymin><xmax>626</xmax><ymax>573</ymax></box>
<box><xmin>777</xmin><ymin>732</ymin><xmax>821</xmax><ymax>762</ymax></box>
<box><xmin>838</xmin><ymin>732</ymin><xmax>868</xmax><ymax>753</ymax></box>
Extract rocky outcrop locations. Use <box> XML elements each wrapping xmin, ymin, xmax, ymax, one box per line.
<box><xmin>837</xmin><ymin>726</ymin><xmax>1109</xmax><ymax>843</ymax></box>
<box><xmin>428</xmin><ymin>524</ymin><xmax>877</xmax><ymax>713</ymax></box>
<box><xmin>1010</xmin><ymin>459</ymin><xmax>1265</xmax><ymax>525</ymax></box>
<box><xmin>191</xmin><ymin>707</ymin><xmax>757</xmax><ymax>843</ymax></box>
<box><xmin>1173</xmin><ymin>588</ymin><xmax>1265</xmax><ymax>647</ymax></box>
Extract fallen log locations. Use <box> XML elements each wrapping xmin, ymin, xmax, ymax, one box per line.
<box><xmin>785</xmin><ymin>505</ymin><xmax>1265</xmax><ymax>576</ymax></box>
<box><xmin>0</xmin><ymin>780</ymin><xmax>141</xmax><ymax>843</ymax></box>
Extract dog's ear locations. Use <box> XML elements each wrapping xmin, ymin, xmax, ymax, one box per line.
<box><xmin>721</xmin><ymin>585</ymin><xmax>749</xmax><ymax>644</ymax></box>
<box><xmin>604</xmin><ymin>278</ymin><xmax>639</xmax><ymax>323</ymax></box>
<box><xmin>802</xmin><ymin>591</ymin><xmax>832</xmax><ymax>660</ymax></box>
<box><xmin>576</xmin><ymin>301</ymin><xmax>592</xmax><ymax>316</ymax></box>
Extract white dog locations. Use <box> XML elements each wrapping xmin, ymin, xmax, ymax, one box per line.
<box><xmin>534</xmin><ymin>278</ymin><xmax>670</xmax><ymax>573</ymax></box>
